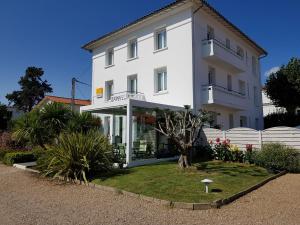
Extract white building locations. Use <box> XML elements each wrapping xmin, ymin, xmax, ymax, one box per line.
<box><xmin>81</xmin><ymin>0</ymin><xmax>267</xmax><ymax>166</ymax></box>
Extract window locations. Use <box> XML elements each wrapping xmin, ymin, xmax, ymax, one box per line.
<box><xmin>238</xmin><ymin>80</ymin><xmax>246</xmax><ymax>96</ymax></box>
<box><xmin>128</xmin><ymin>39</ymin><xmax>137</xmax><ymax>59</ymax></box>
<box><xmin>237</xmin><ymin>46</ymin><xmax>244</xmax><ymax>59</ymax></box>
<box><xmin>297</xmin><ymin>109</ymin><xmax>300</xmax><ymax>116</ymax></box>
<box><xmin>226</xmin><ymin>38</ymin><xmax>231</xmax><ymax>49</ymax></box>
<box><xmin>255</xmin><ymin>118</ymin><xmax>259</xmax><ymax>130</ymax></box>
<box><xmin>253</xmin><ymin>86</ymin><xmax>259</xmax><ymax>106</ymax></box>
<box><xmin>155</xmin><ymin>67</ymin><xmax>167</xmax><ymax>93</ymax></box>
<box><xmin>127</xmin><ymin>75</ymin><xmax>137</xmax><ymax>94</ymax></box>
<box><xmin>209</xmin><ymin>111</ymin><xmax>218</xmax><ymax>128</ymax></box>
<box><xmin>240</xmin><ymin>116</ymin><xmax>247</xmax><ymax>127</ymax></box>
<box><xmin>105</xmin><ymin>80</ymin><xmax>113</xmax><ymax>100</ymax></box>
<box><xmin>252</xmin><ymin>56</ymin><xmax>257</xmax><ymax>76</ymax></box>
<box><xmin>155</xmin><ymin>28</ymin><xmax>167</xmax><ymax>50</ymax></box>
<box><xmin>229</xmin><ymin>114</ymin><xmax>234</xmax><ymax>129</ymax></box>
<box><xmin>208</xmin><ymin>66</ymin><xmax>216</xmax><ymax>85</ymax></box>
<box><xmin>207</xmin><ymin>25</ymin><xmax>214</xmax><ymax>40</ymax></box>
<box><xmin>104</xmin><ymin>116</ymin><xmax>111</xmax><ymax>138</ymax></box>
<box><xmin>106</xmin><ymin>48</ymin><xmax>114</xmax><ymax>66</ymax></box>
<box><xmin>227</xmin><ymin>74</ymin><xmax>232</xmax><ymax>91</ymax></box>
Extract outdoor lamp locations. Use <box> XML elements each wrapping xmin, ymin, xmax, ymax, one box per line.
<box><xmin>201</xmin><ymin>179</ymin><xmax>213</xmax><ymax>193</ymax></box>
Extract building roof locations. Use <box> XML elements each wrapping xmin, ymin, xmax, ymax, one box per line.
<box><xmin>82</xmin><ymin>0</ymin><xmax>267</xmax><ymax>56</ymax></box>
<box><xmin>38</xmin><ymin>96</ymin><xmax>91</xmax><ymax>107</ymax></box>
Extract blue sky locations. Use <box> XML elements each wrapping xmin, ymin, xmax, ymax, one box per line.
<box><xmin>0</xmin><ymin>0</ymin><xmax>299</xmax><ymax>104</ymax></box>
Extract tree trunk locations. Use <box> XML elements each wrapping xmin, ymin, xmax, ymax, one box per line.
<box><xmin>178</xmin><ymin>154</ymin><xmax>190</xmax><ymax>168</ymax></box>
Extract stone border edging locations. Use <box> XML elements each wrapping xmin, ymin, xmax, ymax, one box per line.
<box><xmin>20</xmin><ymin>166</ymin><xmax>287</xmax><ymax>211</ymax></box>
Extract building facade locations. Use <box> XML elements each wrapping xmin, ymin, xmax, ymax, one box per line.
<box><xmin>81</xmin><ymin>0</ymin><xmax>267</xmax><ymax>166</ymax></box>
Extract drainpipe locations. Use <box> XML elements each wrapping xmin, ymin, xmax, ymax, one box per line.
<box><xmin>191</xmin><ymin>0</ymin><xmax>204</xmax><ymax>114</ymax></box>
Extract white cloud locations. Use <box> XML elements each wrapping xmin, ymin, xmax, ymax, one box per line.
<box><xmin>264</xmin><ymin>66</ymin><xmax>280</xmax><ymax>77</ymax></box>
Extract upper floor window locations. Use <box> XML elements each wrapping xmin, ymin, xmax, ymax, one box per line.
<box><xmin>155</xmin><ymin>28</ymin><xmax>167</xmax><ymax>50</ymax></box>
<box><xmin>207</xmin><ymin>25</ymin><xmax>214</xmax><ymax>40</ymax></box>
<box><xmin>154</xmin><ymin>67</ymin><xmax>167</xmax><ymax>93</ymax></box>
<box><xmin>227</xmin><ymin>74</ymin><xmax>232</xmax><ymax>91</ymax></box>
<box><xmin>252</xmin><ymin>56</ymin><xmax>257</xmax><ymax>76</ymax></box>
<box><xmin>208</xmin><ymin>66</ymin><xmax>216</xmax><ymax>85</ymax></box>
<box><xmin>225</xmin><ymin>38</ymin><xmax>231</xmax><ymax>49</ymax></box>
<box><xmin>237</xmin><ymin>46</ymin><xmax>244</xmax><ymax>59</ymax></box>
<box><xmin>105</xmin><ymin>80</ymin><xmax>114</xmax><ymax>100</ymax></box>
<box><xmin>253</xmin><ymin>86</ymin><xmax>259</xmax><ymax>106</ymax></box>
<box><xmin>238</xmin><ymin>80</ymin><xmax>246</xmax><ymax>96</ymax></box>
<box><xmin>128</xmin><ymin>39</ymin><xmax>137</xmax><ymax>59</ymax></box>
<box><xmin>127</xmin><ymin>75</ymin><xmax>137</xmax><ymax>94</ymax></box>
<box><xmin>106</xmin><ymin>48</ymin><xmax>114</xmax><ymax>66</ymax></box>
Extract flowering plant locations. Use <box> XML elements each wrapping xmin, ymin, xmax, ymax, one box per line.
<box><xmin>209</xmin><ymin>138</ymin><xmax>244</xmax><ymax>162</ymax></box>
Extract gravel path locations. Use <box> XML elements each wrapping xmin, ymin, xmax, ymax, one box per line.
<box><xmin>0</xmin><ymin>164</ymin><xmax>299</xmax><ymax>225</ymax></box>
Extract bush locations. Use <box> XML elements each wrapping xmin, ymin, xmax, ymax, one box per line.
<box><xmin>253</xmin><ymin>143</ymin><xmax>300</xmax><ymax>172</ymax></box>
<box><xmin>3</xmin><ymin>151</ymin><xmax>36</xmax><ymax>165</ymax></box>
<box><xmin>264</xmin><ymin>112</ymin><xmax>300</xmax><ymax>128</ymax></box>
<box><xmin>37</xmin><ymin>130</ymin><xmax>113</xmax><ymax>183</ymax></box>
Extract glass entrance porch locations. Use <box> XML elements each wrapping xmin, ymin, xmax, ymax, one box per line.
<box><xmin>81</xmin><ymin>99</ymin><xmax>183</xmax><ymax>166</ymax></box>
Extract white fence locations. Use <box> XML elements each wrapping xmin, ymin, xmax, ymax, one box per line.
<box><xmin>202</xmin><ymin>126</ymin><xmax>300</xmax><ymax>151</ymax></box>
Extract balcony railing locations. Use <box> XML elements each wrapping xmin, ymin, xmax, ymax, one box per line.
<box><xmin>202</xmin><ymin>38</ymin><xmax>243</xmax><ymax>60</ymax></box>
<box><xmin>202</xmin><ymin>84</ymin><xmax>246</xmax><ymax>110</ymax></box>
<box><xmin>202</xmin><ymin>39</ymin><xmax>246</xmax><ymax>73</ymax></box>
<box><xmin>108</xmin><ymin>91</ymin><xmax>146</xmax><ymax>102</ymax></box>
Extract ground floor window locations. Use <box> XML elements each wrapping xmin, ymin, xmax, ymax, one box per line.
<box><xmin>240</xmin><ymin>116</ymin><xmax>247</xmax><ymax>127</ymax></box>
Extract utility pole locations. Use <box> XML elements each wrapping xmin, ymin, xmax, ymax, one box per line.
<box><xmin>71</xmin><ymin>77</ymin><xmax>91</xmax><ymax>112</ymax></box>
<box><xmin>71</xmin><ymin>77</ymin><xmax>76</xmax><ymax>112</ymax></box>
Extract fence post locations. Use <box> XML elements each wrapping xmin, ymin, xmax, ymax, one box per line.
<box><xmin>222</xmin><ymin>130</ymin><xmax>226</xmax><ymax>140</ymax></box>
<box><xmin>258</xmin><ymin>130</ymin><xmax>262</xmax><ymax>149</ymax></box>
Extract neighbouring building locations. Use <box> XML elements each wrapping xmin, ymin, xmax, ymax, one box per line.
<box><xmin>81</xmin><ymin>0</ymin><xmax>267</xmax><ymax>166</ymax></box>
<box><xmin>7</xmin><ymin>106</ymin><xmax>24</xmax><ymax>120</ymax></box>
<box><xmin>262</xmin><ymin>89</ymin><xmax>300</xmax><ymax>116</ymax></box>
<box><xmin>36</xmin><ymin>95</ymin><xmax>91</xmax><ymax>112</ymax></box>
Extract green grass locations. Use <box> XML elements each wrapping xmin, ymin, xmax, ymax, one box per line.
<box><xmin>92</xmin><ymin>161</ymin><xmax>273</xmax><ymax>203</ymax></box>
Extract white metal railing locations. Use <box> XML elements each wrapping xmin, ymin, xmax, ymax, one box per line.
<box><xmin>202</xmin><ymin>39</ymin><xmax>243</xmax><ymax>60</ymax></box>
<box><xmin>108</xmin><ymin>91</ymin><xmax>145</xmax><ymax>102</ymax></box>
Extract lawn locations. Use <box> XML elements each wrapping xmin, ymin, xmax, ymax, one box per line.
<box><xmin>92</xmin><ymin>161</ymin><xmax>273</xmax><ymax>203</ymax></box>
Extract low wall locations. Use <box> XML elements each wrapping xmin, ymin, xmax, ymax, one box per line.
<box><xmin>202</xmin><ymin>126</ymin><xmax>300</xmax><ymax>150</ymax></box>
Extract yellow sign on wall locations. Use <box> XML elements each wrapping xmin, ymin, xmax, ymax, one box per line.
<box><xmin>96</xmin><ymin>87</ymin><xmax>103</xmax><ymax>98</ymax></box>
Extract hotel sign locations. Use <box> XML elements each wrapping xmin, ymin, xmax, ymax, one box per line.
<box><xmin>96</xmin><ymin>87</ymin><xmax>103</xmax><ymax>98</ymax></box>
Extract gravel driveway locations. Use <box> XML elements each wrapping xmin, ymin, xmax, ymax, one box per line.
<box><xmin>0</xmin><ymin>164</ymin><xmax>299</xmax><ymax>225</ymax></box>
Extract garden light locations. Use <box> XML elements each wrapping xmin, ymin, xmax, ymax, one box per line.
<box><xmin>201</xmin><ymin>179</ymin><xmax>213</xmax><ymax>193</ymax></box>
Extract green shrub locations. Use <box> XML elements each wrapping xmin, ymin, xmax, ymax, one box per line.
<box><xmin>3</xmin><ymin>151</ymin><xmax>36</xmax><ymax>165</ymax></box>
<box><xmin>38</xmin><ymin>130</ymin><xmax>113</xmax><ymax>183</ymax></box>
<box><xmin>253</xmin><ymin>143</ymin><xmax>300</xmax><ymax>172</ymax></box>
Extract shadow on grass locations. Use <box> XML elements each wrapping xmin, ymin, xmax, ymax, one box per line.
<box><xmin>195</xmin><ymin>161</ymin><xmax>269</xmax><ymax>177</ymax></box>
<box><xmin>211</xmin><ymin>188</ymin><xmax>223</xmax><ymax>193</ymax></box>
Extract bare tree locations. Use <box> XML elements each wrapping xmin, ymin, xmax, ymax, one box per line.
<box><xmin>156</xmin><ymin>105</ymin><xmax>211</xmax><ymax>168</ymax></box>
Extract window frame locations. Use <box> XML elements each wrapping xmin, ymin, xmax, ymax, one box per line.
<box><xmin>154</xmin><ymin>67</ymin><xmax>167</xmax><ymax>93</ymax></box>
<box><xmin>127</xmin><ymin>74</ymin><xmax>138</xmax><ymax>94</ymax></box>
<box><xmin>208</xmin><ymin>66</ymin><xmax>216</xmax><ymax>85</ymax></box>
<box><xmin>105</xmin><ymin>80</ymin><xmax>114</xmax><ymax>101</ymax></box>
<box><xmin>238</xmin><ymin>80</ymin><xmax>246</xmax><ymax>96</ymax></box>
<box><xmin>154</xmin><ymin>27</ymin><xmax>167</xmax><ymax>51</ymax></box>
<box><xmin>127</xmin><ymin>38</ymin><xmax>138</xmax><ymax>60</ymax></box>
<box><xmin>105</xmin><ymin>48</ymin><xmax>114</xmax><ymax>67</ymax></box>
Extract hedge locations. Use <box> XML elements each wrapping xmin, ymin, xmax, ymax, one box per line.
<box><xmin>3</xmin><ymin>151</ymin><xmax>36</xmax><ymax>165</ymax></box>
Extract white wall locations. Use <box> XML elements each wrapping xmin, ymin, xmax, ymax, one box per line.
<box><xmin>88</xmin><ymin>1</ymin><xmax>265</xmax><ymax>130</ymax></box>
<box><xmin>91</xmin><ymin>5</ymin><xmax>194</xmax><ymax>108</ymax></box>
<box><xmin>193</xmin><ymin>7</ymin><xmax>264</xmax><ymax>130</ymax></box>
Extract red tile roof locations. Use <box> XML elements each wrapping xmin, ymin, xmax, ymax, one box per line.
<box><xmin>43</xmin><ymin>95</ymin><xmax>91</xmax><ymax>106</ymax></box>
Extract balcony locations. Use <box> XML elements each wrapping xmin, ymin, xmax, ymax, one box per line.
<box><xmin>202</xmin><ymin>85</ymin><xmax>246</xmax><ymax>110</ymax></box>
<box><xmin>202</xmin><ymin>39</ymin><xmax>246</xmax><ymax>73</ymax></box>
<box><xmin>108</xmin><ymin>91</ymin><xmax>146</xmax><ymax>103</ymax></box>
